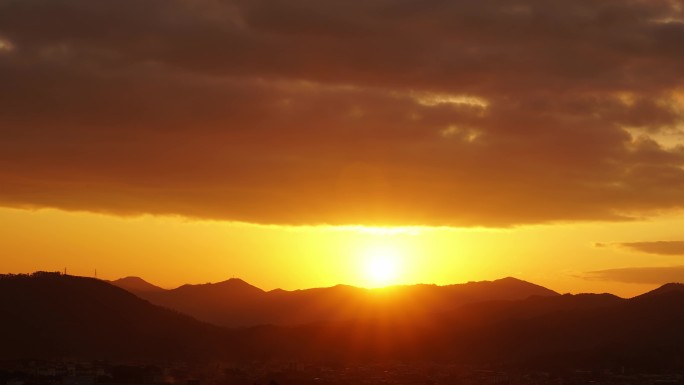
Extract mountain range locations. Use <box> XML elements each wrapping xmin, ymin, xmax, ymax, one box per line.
<box><xmin>109</xmin><ymin>276</ymin><xmax>558</xmax><ymax>327</ymax></box>
<box><xmin>2</xmin><ymin>272</ymin><xmax>684</xmax><ymax>371</ymax></box>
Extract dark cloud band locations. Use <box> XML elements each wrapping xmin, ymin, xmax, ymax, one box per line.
<box><xmin>1</xmin><ymin>0</ymin><xmax>683</xmax><ymax>226</ymax></box>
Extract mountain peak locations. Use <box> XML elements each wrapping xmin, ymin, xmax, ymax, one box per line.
<box><xmin>635</xmin><ymin>282</ymin><xmax>684</xmax><ymax>299</ymax></box>
<box><xmin>115</xmin><ymin>276</ymin><xmax>146</xmax><ymax>283</ymax></box>
<box><xmin>110</xmin><ymin>276</ymin><xmax>165</xmax><ymax>293</ymax></box>
<box><xmin>494</xmin><ymin>276</ymin><xmax>526</xmax><ymax>284</ymax></box>
<box><xmin>489</xmin><ymin>276</ymin><xmax>560</xmax><ymax>296</ymax></box>
<box><xmin>173</xmin><ymin>277</ymin><xmax>265</xmax><ymax>294</ymax></box>
<box><xmin>216</xmin><ymin>277</ymin><xmax>264</xmax><ymax>290</ymax></box>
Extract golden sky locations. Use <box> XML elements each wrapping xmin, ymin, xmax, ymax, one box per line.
<box><xmin>2</xmin><ymin>206</ymin><xmax>684</xmax><ymax>297</ymax></box>
<box><xmin>1</xmin><ymin>0</ymin><xmax>684</xmax><ymax>296</ymax></box>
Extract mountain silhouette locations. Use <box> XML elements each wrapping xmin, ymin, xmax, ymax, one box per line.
<box><xmin>4</xmin><ymin>272</ymin><xmax>684</xmax><ymax>371</ymax></box>
<box><xmin>260</xmin><ymin>283</ymin><xmax>684</xmax><ymax>369</ymax></box>
<box><xmin>0</xmin><ymin>272</ymin><xmax>230</xmax><ymax>360</ymax></box>
<box><xmin>632</xmin><ymin>282</ymin><xmax>684</xmax><ymax>299</ymax></box>
<box><xmin>114</xmin><ymin>276</ymin><xmax>559</xmax><ymax>327</ymax></box>
<box><xmin>109</xmin><ymin>276</ymin><xmax>165</xmax><ymax>293</ymax></box>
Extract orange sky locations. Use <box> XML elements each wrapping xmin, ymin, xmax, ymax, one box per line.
<box><xmin>1</xmin><ymin>0</ymin><xmax>684</xmax><ymax>296</ymax></box>
<box><xmin>2</xmin><ymin>206</ymin><xmax>684</xmax><ymax>297</ymax></box>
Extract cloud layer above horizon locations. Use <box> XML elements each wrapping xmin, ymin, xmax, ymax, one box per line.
<box><xmin>585</xmin><ymin>265</ymin><xmax>684</xmax><ymax>285</ymax></box>
<box><xmin>614</xmin><ymin>241</ymin><xmax>684</xmax><ymax>255</ymax></box>
<box><xmin>1</xmin><ymin>0</ymin><xmax>684</xmax><ymax>226</ymax></box>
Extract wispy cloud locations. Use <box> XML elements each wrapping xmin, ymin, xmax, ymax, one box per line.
<box><xmin>596</xmin><ymin>241</ymin><xmax>684</xmax><ymax>255</ymax></box>
<box><xmin>619</xmin><ymin>241</ymin><xmax>684</xmax><ymax>255</ymax></box>
<box><xmin>584</xmin><ymin>266</ymin><xmax>684</xmax><ymax>284</ymax></box>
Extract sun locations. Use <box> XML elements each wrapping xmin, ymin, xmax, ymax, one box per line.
<box><xmin>362</xmin><ymin>245</ymin><xmax>402</xmax><ymax>287</ymax></box>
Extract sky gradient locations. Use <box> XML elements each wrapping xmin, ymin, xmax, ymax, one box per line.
<box><xmin>1</xmin><ymin>0</ymin><xmax>684</xmax><ymax>295</ymax></box>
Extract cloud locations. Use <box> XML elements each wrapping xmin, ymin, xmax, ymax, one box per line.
<box><xmin>616</xmin><ymin>241</ymin><xmax>684</xmax><ymax>255</ymax></box>
<box><xmin>584</xmin><ymin>266</ymin><xmax>684</xmax><ymax>284</ymax></box>
<box><xmin>0</xmin><ymin>0</ymin><xmax>684</xmax><ymax>226</ymax></box>
<box><xmin>0</xmin><ymin>36</ymin><xmax>12</xmax><ymax>52</ymax></box>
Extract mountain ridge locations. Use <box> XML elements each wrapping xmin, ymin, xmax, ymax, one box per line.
<box><xmin>3</xmin><ymin>272</ymin><xmax>684</xmax><ymax>370</ymax></box>
<box><xmin>108</xmin><ymin>276</ymin><xmax>165</xmax><ymax>293</ymax></box>
<box><xmin>109</xmin><ymin>275</ymin><xmax>558</xmax><ymax>293</ymax></box>
<box><xmin>111</xmin><ymin>275</ymin><xmax>560</xmax><ymax>327</ymax></box>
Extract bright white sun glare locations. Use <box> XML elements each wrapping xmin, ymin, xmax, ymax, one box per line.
<box><xmin>362</xmin><ymin>245</ymin><xmax>402</xmax><ymax>287</ymax></box>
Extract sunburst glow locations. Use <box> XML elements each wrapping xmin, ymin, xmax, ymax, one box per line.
<box><xmin>362</xmin><ymin>245</ymin><xmax>402</xmax><ymax>287</ymax></box>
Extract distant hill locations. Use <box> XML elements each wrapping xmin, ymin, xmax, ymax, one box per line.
<box><xmin>4</xmin><ymin>272</ymin><xmax>684</xmax><ymax>371</ymax></box>
<box><xmin>260</xmin><ymin>283</ymin><xmax>684</xmax><ymax>370</ymax></box>
<box><xmin>109</xmin><ymin>276</ymin><xmax>165</xmax><ymax>293</ymax></box>
<box><xmin>0</xmin><ymin>272</ymin><xmax>230</xmax><ymax>360</ymax></box>
<box><xmin>115</xmin><ymin>276</ymin><xmax>559</xmax><ymax>327</ymax></box>
<box><xmin>632</xmin><ymin>282</ymin><xmax>684</xmax><ymax>300</ymax></box>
